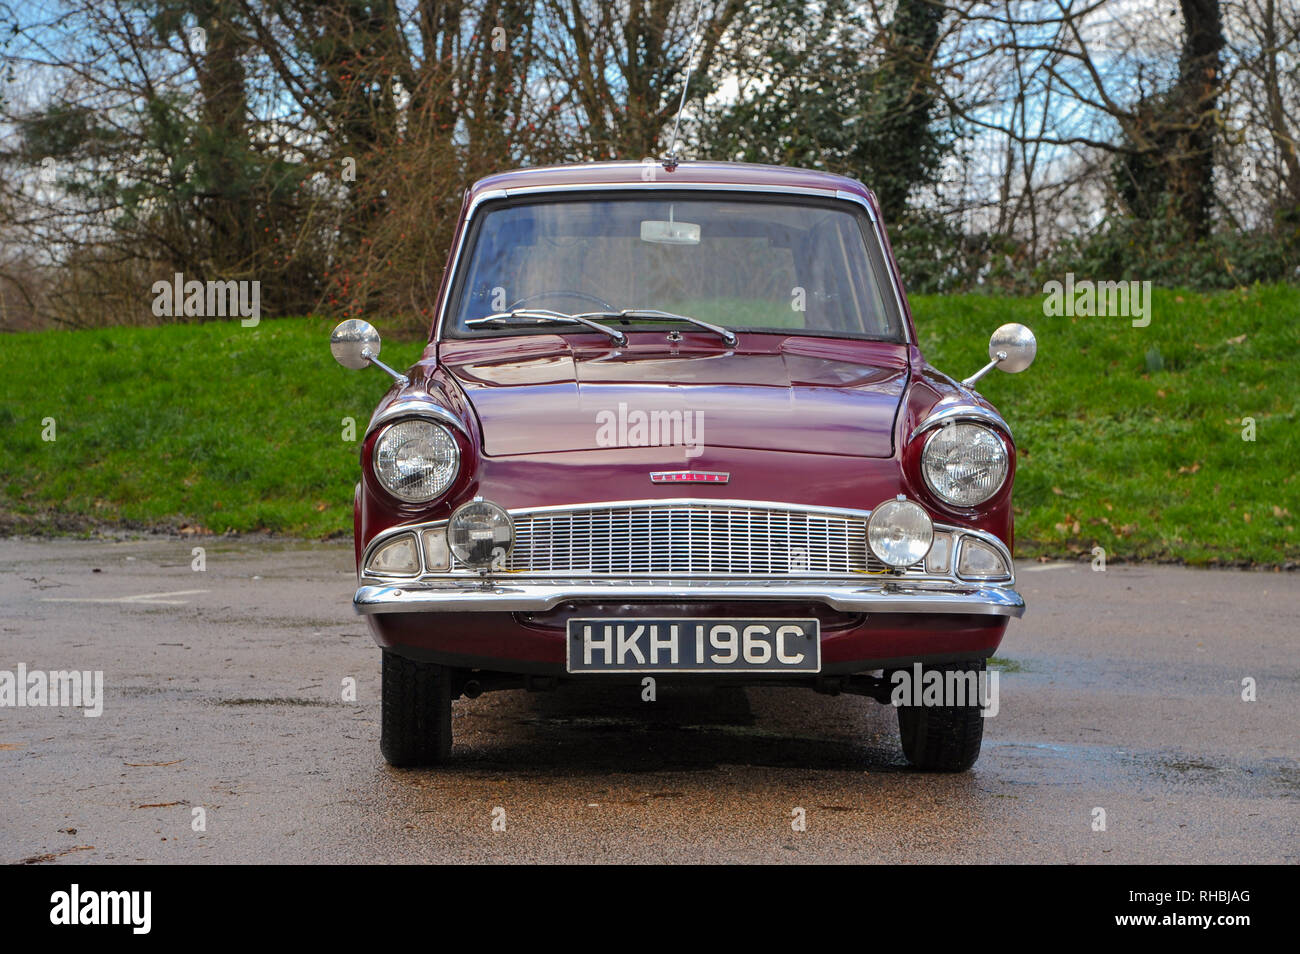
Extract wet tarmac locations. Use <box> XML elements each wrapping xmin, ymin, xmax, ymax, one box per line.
<box><xmin>1</xmin><ymin>538</ymin><xmax>1295</xmax><ymax>863</ymax></box>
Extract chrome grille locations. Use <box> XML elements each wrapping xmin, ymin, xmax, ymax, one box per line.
<box><xmin>495</xmin><ymin>502</ymin><xmax>925</xmax><ymax>577</ymax></box>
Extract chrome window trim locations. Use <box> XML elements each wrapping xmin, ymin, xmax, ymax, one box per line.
<box><xmin>358</xmin><ymin>498</ymin><xmax>1015</xmax><ymax>587</ymax></box>
<box><xmin>433</xmin><ymin>178</ymin><xmax>910</xmax><ymax>346</ymax></box>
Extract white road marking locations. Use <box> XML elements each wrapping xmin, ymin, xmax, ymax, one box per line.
<box><xmin>41</xmin><ymin>589</ymin><xmax>210</xmax><ymax>605</ymax></box>
<box><xmin>1022</xmin><ymin>562</ymin><xmax>1073</xmax><ymax>572</ymax></box>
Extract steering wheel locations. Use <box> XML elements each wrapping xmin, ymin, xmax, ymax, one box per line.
<box><xmin>508</xmin><ymin>290</ymin><xmax>616</xmax><ymax>312</ymax></box>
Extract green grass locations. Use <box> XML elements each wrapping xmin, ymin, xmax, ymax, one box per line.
<box><xmin>0</xmin><ymin>318</ymin><xmax>427</xmax><ymax>538</ymax></box>
<box><xmin>911</xmin><ymin>284</ymin><xmax>1298</xmax><ymax>565</ymax></box>
<box><xmin>1</xmin><ymin>285</ymin><xmax>1297</xmax><ymax>565</ymax></box>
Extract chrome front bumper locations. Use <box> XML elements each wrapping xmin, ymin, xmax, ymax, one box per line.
<box><xmin>354</xmin><ymin>578</ymin><xmax>1026</xmax><ymax>617</ymax></box>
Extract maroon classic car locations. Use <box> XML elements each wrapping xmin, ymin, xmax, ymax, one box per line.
<box><xmin>330</xmin><ymin>160</ymin><xmax>1036</xmax><ymax>771</ymax></box>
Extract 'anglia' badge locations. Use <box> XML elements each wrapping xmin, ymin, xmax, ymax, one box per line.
<box><xmin>649</xmin><ymin>471</ymin><xmax>730</xmax><ymax>484</ymax></box>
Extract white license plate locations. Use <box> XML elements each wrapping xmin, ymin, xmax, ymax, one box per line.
<box><xmin>566</xmin><ymin>618</ymin><xmax>821</xmax><ymax>674</ymax></box>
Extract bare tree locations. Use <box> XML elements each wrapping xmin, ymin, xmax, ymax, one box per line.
<box><xmin>536</xmin><ymin>0</ymin><xmax>744</xmax><ymax>160</ymax></box>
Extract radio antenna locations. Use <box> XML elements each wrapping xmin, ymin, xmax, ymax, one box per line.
<box><xmin>662</xmin><ymin>2</ymin><xmax>706</xmax><ymax>171</ymax></box>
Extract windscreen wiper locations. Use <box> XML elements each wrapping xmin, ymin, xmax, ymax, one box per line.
<box><xmin>466</xmin><ymin>309</ymin><xmax>627</xmax><ymax>346</ymax></box>
<box><xmin>584</xmin><ymin>308</ymin><xmax>737</xmax><ymax>347</ymax></box>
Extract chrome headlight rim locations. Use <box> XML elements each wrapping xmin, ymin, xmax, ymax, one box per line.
<box><xmin>371</xmin><ymin>417</ymin><xmax>461</xmax><ymax>504</ymax></box>
<box><xmin>920</xmin><ymin>422</ymin><xmax>1011</xmax><ymax>510</ymax></box>
<box><xmin>866</xmin><ymin>496</ymin><xmax>935</xmax><ymax>568</ymax></box>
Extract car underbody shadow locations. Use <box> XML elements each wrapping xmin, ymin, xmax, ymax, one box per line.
<box><xmin>438</xmin><ymin>683</ymin><xmax>907</xmax><ymax>774</ymax></box>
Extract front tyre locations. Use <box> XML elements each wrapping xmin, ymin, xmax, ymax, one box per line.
<box><xmin>895</xmin><ymin>661</ymin><xmax>985</xmax><ymax>772</ymax></box>
<box><xmin>380</xmin><ymin>651</ymin><xmax>452</xmax><ymax>767</ymax></box>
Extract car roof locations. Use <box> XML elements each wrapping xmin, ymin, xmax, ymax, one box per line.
<box><xmin>466</xmin><ymin>160</ymin><xmax>879</xmax><ymax>210</ymax></box>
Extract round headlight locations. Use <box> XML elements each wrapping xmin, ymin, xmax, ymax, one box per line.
<box><xmin>448</xmin><ymin>499</ymin><xmax>513</xmax><ymax>569</ymax></box>
<box><xmin>373</xmin><ymin>419</ymin><xmax>459</xmax><ymax>503</ymax></box>
<box><xmin>920</xmin><ymin>423</ymin><xmax>1009</xmax><ymax>508</ymax></box>
<box><xmin>867</xmin><ymin>497</ymin><xmax>934</xmax><ymax>568</ymax></box>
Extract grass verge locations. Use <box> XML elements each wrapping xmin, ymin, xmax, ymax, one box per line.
<box><xmin>913</xmin><ymin>284</ymin><xmax>1298</xmax><ymax>565</ymax></box>
<box><xmin>2</xmin><ymin>285</ymin><xmax>1296</xmax><ymax>565</ymax></box>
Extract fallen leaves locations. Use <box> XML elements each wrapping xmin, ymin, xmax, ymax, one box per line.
<box><xmin>20</xmin><ymin>845</ymin><xmax>94</xmax><ymax>864</ymax></box>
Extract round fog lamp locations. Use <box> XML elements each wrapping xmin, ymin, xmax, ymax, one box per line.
<box><xmin>448</xmin><ymin>499</ymin><xmax>513</xmax><ymax>569</ymax></box>
<box><xmin>867</xmin><ymin>497</ymin><xmax>934</xmax><ymax>568</ymax></box>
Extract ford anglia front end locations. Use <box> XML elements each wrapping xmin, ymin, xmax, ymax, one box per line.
<box><xmin>330</xmin><ymin>160</ymin><xmax>1035</xmax><ymax>771</ymax></box>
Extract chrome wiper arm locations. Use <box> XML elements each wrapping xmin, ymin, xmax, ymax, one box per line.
<box><xmin>466</xmin><ymin>309</ymin><xmax>627</xmax><ymax>346</ymax></box>
<box><xmin>578</xmin><ymin>308</ymin><xmax>737</xmax><ymax>347</ymax></box>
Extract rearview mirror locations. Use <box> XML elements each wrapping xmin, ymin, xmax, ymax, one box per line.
<box><xmin>962</xmin><ymin>323</ymin><xmax>1037</xmax><ymax>387</ymax></box>
<box><xmin>330</xmin><ymin>319</ymin><xmax>409</xmax><ymax>385</ymax></box>
<box><xmin>640</xmin><ymin>219</ymin><xmax>701</xmax><ymax>245</ymax></box>
<box><xmin>989</xmin><ymin>323</ymin><xmax>1037</xmax><ymax>373</ymax></box>
<box><xmin>330</xmin><ymin>318</ymin><xmax>381</xmax><ymax>370</ymax></box>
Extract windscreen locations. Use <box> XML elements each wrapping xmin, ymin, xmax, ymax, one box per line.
<box><xmin>445</xmin><ymin>194</ymin><xmax>903</xmax><ymax>341</ymax></box>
